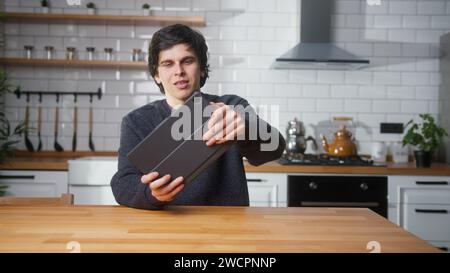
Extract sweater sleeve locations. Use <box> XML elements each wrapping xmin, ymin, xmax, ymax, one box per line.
<box><xmin>110</xmin><ymin>116</ymin><xmax>167</xmax><ymax>210</ymax></box>
<box><xmin>235</xmin><ymin>98</ymin><xmax>286</xmax><ymax>166</ymax></box>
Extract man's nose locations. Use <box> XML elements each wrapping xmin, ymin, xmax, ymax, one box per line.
<box><xmin>174</xmin><ymin>62</ymin><xmax>185</xmax><ymax>75</ymax></box>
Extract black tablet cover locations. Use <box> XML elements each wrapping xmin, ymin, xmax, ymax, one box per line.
<box><xmin>126</xmin><ymin>91</ymin><xmax>232</xmax><ymax>185</ymax></box>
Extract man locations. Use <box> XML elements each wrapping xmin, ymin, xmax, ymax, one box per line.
<box><xmin>111</xmin><ymin>24</ymin><xmax>285</xmax><ymax>210</ymax></box>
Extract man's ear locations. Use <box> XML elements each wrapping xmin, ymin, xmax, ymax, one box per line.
<box><xmin>154</xmin><ymin>73</ymin><xmax>161</xmax><ymax>84</ymax></box>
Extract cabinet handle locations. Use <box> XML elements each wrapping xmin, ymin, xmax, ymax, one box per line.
<box><xmin>415</xmin><ymin>181</ymin><xmax>448</xmax><ymax>185</ymax></box>
<box><xmin>0</xmin><ymin>175</ymin><xmax>35</xmax><ymax>180</ymax></box>
<box><xmin>247</xmin><ymin>179</ymin><xmax>263</xmax><ymax>182</ymax></box>
<box><xmin>437</xmin><ymin>247</ymin><xmax>448</xmax><ymax>252</ymax></box>
<box><xmin>415</xmin><ymin>209</ymin><xmax>448</xmax><ymax>214</ymax></box>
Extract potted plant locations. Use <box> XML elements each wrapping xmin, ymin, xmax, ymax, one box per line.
<box><xmin>40</xmin><ymin>0</ymin><xmax>49</xmax><ymax>13</ymax></box>
<box><xmin>86</xmin><ymin>2</ymin><xmax>96</xmax><ymax>15</ymax></box>
<box><xmin>142</xmin><ymin>3</ymin><xmax>151</xmax><ymax>16</ymax></box>
<box><xmin>402</xmin><ymin>114</ymin><xmax>448</xmax><ymax>167</ymax></box>
<box><xmin>0</xmin><ymin>69</ymin><xmax>28</xmax><ymax>196</ymax></box>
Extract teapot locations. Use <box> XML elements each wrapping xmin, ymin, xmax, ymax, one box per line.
<box><xmin>285</xmin><ymin>118</ymin><xmax>317</xmax><ymax>155</ymax></box>
<box><xmin>321</xmin><ymin>125</ymin><xmax>357</xmax><ymax>157</ymax></box>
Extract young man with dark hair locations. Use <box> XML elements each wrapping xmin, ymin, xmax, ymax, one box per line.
<box><xmin>111</xmin><ymin>24</ymin><xmax>285</xmax><ymax>210</ymax></box>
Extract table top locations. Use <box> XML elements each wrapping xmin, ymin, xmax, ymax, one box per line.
<box><xmin>0</xmin><ymin>205</ymin><xmax>440</xmax><ymax>253</ymax></box>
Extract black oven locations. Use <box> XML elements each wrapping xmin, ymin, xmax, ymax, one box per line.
<box><xmin>288</xmin><ymin>175</ymin><xmax>388</xmax><ymax>218</ymax></box>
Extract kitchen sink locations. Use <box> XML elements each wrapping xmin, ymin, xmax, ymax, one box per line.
<box><xmin>68</xmin><ymin>156</ymin><xmax>119</xmax><ymax>205</ymax></box>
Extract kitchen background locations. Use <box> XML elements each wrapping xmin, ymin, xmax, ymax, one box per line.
<box><xmin>1</xmin><ymin>0</ymin><xmax>449</xmax><ymax>156</ymax></box>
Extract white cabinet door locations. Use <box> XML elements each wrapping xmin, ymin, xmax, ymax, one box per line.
<box><xmin>246</xmin><ymin>172</ymin><xmax>287</xmax><ymax>207</ymax></box>
<box><xmin>388</xmin><ymin>175</ymin><xmax>450</xmax><ymax>245</ymax></box>
<box><xmin>0</xmin><ymin>170</ymin><xmax>68</xmax><ymax>197</ymax></box>
<box><xmin>403</xmin><ymin>203</ymin><xmax>450</xmax><ymax>241</ymax></box>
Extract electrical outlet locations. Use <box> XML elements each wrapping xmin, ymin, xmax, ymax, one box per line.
<box><xmin>380</xmin><ymin>123</ymin><xmax>403</xmax><ymax>134</ymax></box>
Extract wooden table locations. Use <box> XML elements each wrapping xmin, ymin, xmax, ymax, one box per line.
<box><xmin>0</xmin><ymin>205</ymin><xmax>440</xmax><ymax>253</ymax></box>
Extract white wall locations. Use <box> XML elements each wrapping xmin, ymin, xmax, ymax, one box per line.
<box><xmin>1</xmin><ymin>0</ymin><xmax>449</xmax><ymax>155</ymax></box>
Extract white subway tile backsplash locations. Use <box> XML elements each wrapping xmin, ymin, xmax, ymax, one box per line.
<box><xmin>317</xmin><ymin>99</ymin><xmax>344</xmax><ymax>112</ymax></box>
<box><xmin>401</xmin><ymin>100</ymin><xmax>429</xmax><ymax>113</ymax></box>
<box><xmin>248</xmin><ymin>0</ymin><xmax>276</xmax><ymax>12</ymax></box>
<box><xmin>220</xmin><ymin>0</ymin><xmax>247</xmax><ymax>11</ymax></box>
<box><xmin>401</xmin><ymin>72</ymin><xmax>430</xmax><ymax>86</ymax></box>
<box><xmin>389</xmin><ymin>1</ymin><xmax>417</xmax><ymax>15</ymax></box>
<box><xmin>388</xmin><ymin>29</ymin><xmax>416</xmax><ymax>43</ymax></box>
<box><xmin>303</xmin><ymin>85</ymin><xmax>330</xmax><ymax>98</ymax></box>
<box><xmin>317</xmin><ymin>71</ymin><xmax>345</xmax><ymax>84</ymax></box>
<box><xmin>344</xmin><ymin>99</ymin><xmax>371</xmax><ymax>113</ymax></box>
<box><xmin>373</xmin><ymin>100</ymin><xmax>401</xmax><ymax>113</ymax></box>
<box><xmin>418</xmin><ymin>1</ymin><xmax>446</xmax><ymax>15</ymax></box>
<box><xmin>387</xmin><ymin>86</ymin><xmax>415</xmax><ymax>99</ymax></box>
<box><xmin>3</xmin><ymin>0</ymin><xmax>445</xmax><ymax>152</ymax></box>
<box><xmin>403</xmin><ymin>15</ymin><xmax>430</xmax><ymax>29</ymax></box>
<box><xmin>288</xmin><ymin>98</ymin><xmax>316</xmax><ymax>112</ymax></box>
<box><xmin>431</xmin><ymin>15</ymin><xmax>450</xmax><ymax>28</ymax></box>
<box><xmin>373</xmin><ymin>72</ymin><xmax>402</xmax><ymax>85</ymax></box>
<box><xmin>335</xmin><ymin>0</ymin><xmax>361</xmax><ymax>14</ymax></box>
<box><xmin>331</xmin><ymin>85</ymin><xmax>359</xmax><ymax>98</ymax></box>
<box><xmin>374</xmin><ymin>15</ymin><xmax>402</xmax><ymax>28</ymax></box>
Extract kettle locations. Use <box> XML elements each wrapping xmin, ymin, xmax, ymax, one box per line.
<box><xmin>285</xmin><ymin>118</ymin><xmax>317</xmax><ymax>155</ymax></box>
<box><xmin>321</xmin><ymin>125</ymin><xmax>357</xmax><ymax>157</ymax></box>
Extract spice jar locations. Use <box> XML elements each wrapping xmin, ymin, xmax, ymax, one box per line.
<box><xmin>86</xmin><ymin>47</ymin><xmax>95</xmax><ymax>61</ymax></box>
<box><xmin>104</xmin><ymin>47</ymin><xmax>113</xmax><ymax>61</ymax></box>
<box><xmin>66</xmin><ymin>47</ymin><xmax>77</xmax><ymax>60</ymax></box>
<box><xmin>24</xmin><ymin>45</ymin><xmax>34</xmax><ymax>59</ymax></box>
<box><xmin>132</xmin><ymin>48</ymin><xmax>141</xmax><ymax>62</ymax></box>
<box><xmin>44</xmin><ymin>46</ymin><xmax>54</xmax><ymax>60</ymax></box>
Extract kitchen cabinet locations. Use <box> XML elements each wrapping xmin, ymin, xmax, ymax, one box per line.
<box><xmin>246</xmin><ymin>172</ymin><xmax>287</xmax><ymax>207</ymax></box>
<box><xmin>0</xmin><ymin>170</ymin><xmax>68</xmax><ymax>197</ymax></box>
<box><xmin>388</xmin><ymin>175</ymin><xmax>450</xmax><ymax>252</ymax></box>
<box><xmin>0</xmin><ymin>57</ymin><xmax>147</xmax><ymax>69</ymax></box>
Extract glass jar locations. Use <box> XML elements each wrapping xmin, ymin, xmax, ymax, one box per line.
<box><xmin>132</xmin><ymin>48</ymin><xmax>141</xmax><ymax>62</ymax></box>
<box><xmin>104</xmin><ymin>48</ymin><xmax>113</xmax><ymax>61</ymax></box>
<box><xmin>86</xmin><ymin>47</ymin><xmax>95</xmax><ymax>61</ymax></box>
<box><xmin>44</xmin><ymin>46</ymin><xmax>54</xmax><ymax>60</ymax></box>
<box><xmin>24</xmin><ymin>45</ymin><xmax>34</xmax><ymax>59</ymax></box>
<box><xmin>66</xmin><ymin>47</ymin><xmax>77</xmax><ymax>60</ymax></box>
<box><xmin>371</xmin><ymin>141</ymin><xmax>387</xmax><ymax>163</ymax></box>
<box><xmin>392</xmin><ymin>142</ymin><xmax>409</xmax><ymax>163</ymax></box>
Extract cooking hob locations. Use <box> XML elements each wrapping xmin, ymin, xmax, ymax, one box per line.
<box><xmin>278</xmin><ymin>153</ymin><xmax>386</xmax><ymax>166</ymax></box>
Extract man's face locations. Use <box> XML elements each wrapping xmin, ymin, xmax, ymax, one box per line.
<box><xmin>154</xmin><ymin>43</ymin><xmax>204</xmax><ymax>106</ymax></box>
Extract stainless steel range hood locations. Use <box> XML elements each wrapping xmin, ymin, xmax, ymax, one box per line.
<box><xmin>274</xmin><ymin>0</ymin><xmax>370</xmax><ymax>70</ymax></box>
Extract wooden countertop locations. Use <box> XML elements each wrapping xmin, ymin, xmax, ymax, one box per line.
<box><xmin>0</xmin><ymin>205</ymin><xmax>440</xmax><ymax>253</ymax></box>
<box><xmin>1</xmin><ymin>151</ymin><xmax>450</xmax><ymax>176</ymax></box>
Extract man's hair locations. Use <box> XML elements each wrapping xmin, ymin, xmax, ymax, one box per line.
<box><xmin>148</xmin><ymin>24</ymin><xmax>210</xmax><ymax>94</ymax></box>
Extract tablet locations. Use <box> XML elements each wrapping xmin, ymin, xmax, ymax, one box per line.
<box><xmin>126</xmin><ymin>91</ymin><xmax>232</xmax><ymax>185</ymax></box>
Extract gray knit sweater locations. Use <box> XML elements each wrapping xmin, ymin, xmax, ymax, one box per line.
<box><xmin>110</xmin><ymin>92</ymin><xmax>286</xmax><ymax>210</ymax></box>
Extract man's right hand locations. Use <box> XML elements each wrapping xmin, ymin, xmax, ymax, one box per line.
<box><xmin>141</xmin><ymin>172</ymin><xmax>184</xmax><ymax>202</ymax></box>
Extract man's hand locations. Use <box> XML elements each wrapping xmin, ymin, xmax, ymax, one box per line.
<box><xmin>202</xmin><ymin>102</ymin><xmax>245</xmax><ymax>146</ymax></box>
<box><xmin>141</xmin><ymin>172</ymin><xmax>184</xmax><ymax>202</ymax></box>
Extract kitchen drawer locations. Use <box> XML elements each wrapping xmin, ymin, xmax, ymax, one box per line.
<box><xmin>248</xmin><ymin>184</ymin><xmax>278</xmax><ymax>207</ymax></box>
<box><xmin>428</xmin><ymin>241</ymin><xmax>450</xmax><ymax>253</ymax></box>
<box><xmin>388</xmin><ymin>175</ymin><xmax>450</xmax><ymax>204</ymax></box>
<box><xmin>0</xmin><ymin>170</ymin><xmax>68</xmax><ymax>197</ymax></box>
<box><xmin>403</xmin><ymin>188</ymin><xmax>450</xmax><ymax>205</ymax></box>
<box><xmin>402</xmin><ymin>203</ymin><xmax>450</xmax><ymax>241</ymax></box>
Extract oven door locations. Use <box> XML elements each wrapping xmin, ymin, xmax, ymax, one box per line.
<box><xmin>288</xmin><ymin>175</ymin><xmax>388</xmax><ymax>217</ymax></box>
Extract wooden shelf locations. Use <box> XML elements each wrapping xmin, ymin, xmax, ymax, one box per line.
<box><xmin>1</xmin><ymin>12</ymin><xmax>205</xmax><ymax>26</ymax></box>
<box><xmin>0</xmin><ymin>57</ymin><xmax>147</xmax><ymax>69</ymax></box>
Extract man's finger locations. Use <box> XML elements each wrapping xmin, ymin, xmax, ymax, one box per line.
<box><xmin>149</xmin><ymin>174</ymin><xmax>171</xmax><ymax>190</ymax></box>
<box><xmin>154</xmin><ymin>184</ymin><xmax>185</xmax><ymax>202</ymax></box>
<box><xmin>141</xmin><ymin>172</ymin><xmax>159</xmax><ymax>184</ymax></box>
<box><xmin>154</xmin><ymin>176</ymin><xmax>184</xmax><ymax>196</ymax></box>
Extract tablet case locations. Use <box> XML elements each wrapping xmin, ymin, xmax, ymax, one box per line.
<box><xmin>126</xmin><ymin>91</ymin><xmax>232</xmax><ymax>185</ymax></box>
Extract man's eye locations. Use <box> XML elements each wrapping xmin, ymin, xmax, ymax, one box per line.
<box><xmin>160</xmin><ymin>62</ymin><xmax>172</xmax><ymax>67</ymax></box>
<box><xmin>184</xmin><ymin>59</ymin><xmax>194</xmax><ymax>64</ymax></box>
